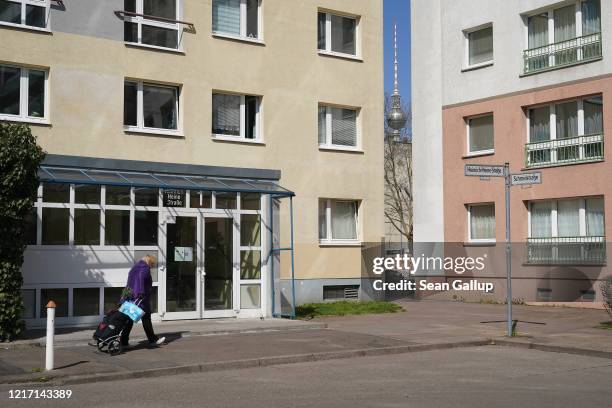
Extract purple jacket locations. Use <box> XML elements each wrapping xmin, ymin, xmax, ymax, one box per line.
<box><xmin>124</xmin><ymin>260</ymin><xmax>153</xmax><ymax>313</ymax></box>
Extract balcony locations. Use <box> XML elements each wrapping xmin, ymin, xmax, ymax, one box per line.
<box><xmin>525</xmin><ymin>134</ymin><xmax>604</xmax><ymax>168</ymax></box>
<box><xmin>527</xmin><ymin>236</ymin><xmax>606</xmax><ymax>265</ymax></box>
<box><xmin>523</xmin><ymin>32</ymin><xmax>602</xmax><ymax>75</ymax></box>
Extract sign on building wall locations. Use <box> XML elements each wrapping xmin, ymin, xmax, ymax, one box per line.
<box><xmin>163</xmin><ymin>189</ymin><xmax>186</xmax><ymax>207</ymax></box>
<box><xmin>174</xmin><ymin>247</ymin><xmax>193</xmax><ymax>262</ymax></box>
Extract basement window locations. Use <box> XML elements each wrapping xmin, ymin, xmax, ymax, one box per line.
<box><xmin>323</xmin><ymin>285</ymin><xmax>359</xmax><ymax>300</ymax></box>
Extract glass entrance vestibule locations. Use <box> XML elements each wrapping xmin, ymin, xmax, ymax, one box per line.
<box><xmin>21</xmin><ymin>164</ymin><xmax>295</xmax><ymax>327</ymax></box>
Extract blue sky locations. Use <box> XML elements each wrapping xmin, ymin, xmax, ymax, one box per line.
<box><xmin>383</xmin><ymin>0</ymin><xmax>411</xmax><ymax>104</ymax></box>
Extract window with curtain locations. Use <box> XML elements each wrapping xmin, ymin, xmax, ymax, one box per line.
<box><xmin>555</xmin><ymin>101</ymin><xmax>578</xmax><ymax>139</ymax></box>
<box><xmin>332</xmin><ymin>201</ymin><xmax>357</xmax><ymax>240</ymax></box>
<box><xmin>529</xmin><ymin>106</ymin><xmax>550</xmax><ymax>142</ymax></box>
<box><xmin>468</xmin><ymin>114</ymin><xmax>494</xmax><ymax>153</ymax></box>
<box><xmin>469</xmin><ymin>204</ymin><xmax>495</xmax><ymax>241</ymax></box>
<box><xmin>584</xmin><ymin>96</ymin><xmax>603</xmax><ymax>135</ymax></box>
<box><xmin>554</xmin><ymin>5</ymin><xmax>576</xmax><ymax>42</ymax></box>
<box><xmin>318</xmin><ymin>105</ymin><xmax>358</xmax><ymax>148</ymax></box>
<box><xmin>468</xmin><ymin>26</ymin><xmax>493</xmax><ymax>66</ymax></box>
<box><xmin>557</xmin><ymin>199</ymin><xmax>580</xmax><ymax>237</ymax></box>
<box><xmin>319</xmin><ymin>199</ymin><xmax>359</xmax><ymax>241</ymax></box>
<box><xmin>212</xmin><ymin>0</ymin><xmax>259</xmax><ymax>39</ymax></box>
<box><xmin>582</xmin><ymin>0</ymin><xmax>601</xmax><ymax>35</ymax></box>
<box><xmin>586</xmin><ymin>197</ymin><xmax>605</xmax><ymax>236</ymax></box>
<box><xmin>528</xmin><ymin>14</ymin><xmax>548</xmax><ymax>49</ymax></box>
<box><xmin>530</xmin><ymin>202</ymin><xmax>552</xmax><ymax>238</ymax></box>
<box><xmin>530</xmin><ymin>198</ymin><xmax>606</xmax><ymax>238</ymax></box>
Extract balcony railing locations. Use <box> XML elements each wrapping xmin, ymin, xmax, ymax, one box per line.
<box><xmin>523</xmin><ymin>32</ymin><xmax>602</xmax><ymax>75</ymax></box>
<box><xmin>527</xmin><ymin>236</ymin><xmax>606</xmax><ymax>265</ymax></box>
<box><xmin>525</xmin><ymin>133</ymin><xmax>604</xmax><ymax>168</ymax></box>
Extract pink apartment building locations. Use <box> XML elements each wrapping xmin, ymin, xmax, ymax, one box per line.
<box><xmin>412</xmin><ymin>0</ymin><xmax>609</xmax><ymax>305</ymax></box>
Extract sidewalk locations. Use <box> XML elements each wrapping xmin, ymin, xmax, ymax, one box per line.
<box><xmin>322</xmin><ymin>300</ymin><xmax>612</xmax><ymax>352</ymax></box>
<box><xmin>1</xmin><ymin>302</ymin><xmax>610</xmax><ymax>386</ymax></box>
<box><xmin>6</xmin><ymin>318</ymin><xmax>327</xmax><ymax>348</ymax></box>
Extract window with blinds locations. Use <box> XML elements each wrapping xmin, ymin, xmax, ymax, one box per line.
<box><xmin>212</xmin><ymin>93</ymin><xmax>261</xmax><ymax>141</ymax></box>
<box><xmin>212</xmin><ymin>0</ymin><xmax>260</xmax><ymax>39</ymax></box>
<box><xmin>318</xmin><ymin>105</ymin><xmax>359</xmax><ymax>149</ymax></box>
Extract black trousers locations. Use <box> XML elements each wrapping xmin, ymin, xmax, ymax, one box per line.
<box><xmin>121</xmin><ymin>313</ymin><xmax>158</xmax><ymax>345</ymax></box>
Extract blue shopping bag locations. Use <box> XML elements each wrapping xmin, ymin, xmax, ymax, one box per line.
<box><xmin>119</xmin><ymin>300</ymin><xmax>145</xmax><ymax>322</ymax></box>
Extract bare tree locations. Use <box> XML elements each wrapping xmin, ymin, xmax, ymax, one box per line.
<box><xmin>384</xmin><ymin>93</ymin><xmax>413</xmax><ymax>242</ymax></box>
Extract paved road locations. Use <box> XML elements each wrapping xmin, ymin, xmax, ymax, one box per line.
<box><xmin>2</xmin><ymin>346</ymin><xmax>611</xmax><ymax>408</ymax></box>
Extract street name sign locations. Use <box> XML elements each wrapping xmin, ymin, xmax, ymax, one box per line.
<box><xmin>464</xmin><ymin>164</ymin><xmax>505</xmax><ymax>177</ymax></box>
<box><xmin>510</xmin><ymin>172</ymin><xmax>542</xmax><ymax>186</ymax></box>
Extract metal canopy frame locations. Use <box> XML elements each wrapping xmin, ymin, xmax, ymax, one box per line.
<box><xmin>39</xmin><ymin>165</ymin><xmax>297</xmax><ymax>319</ymax></box>
<box><xmin>39</xmin><ymin>166</ymin><xmax>294</xmax><ymax>197</ymax></box>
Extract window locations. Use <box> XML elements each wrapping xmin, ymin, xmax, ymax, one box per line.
<box><xmin>189</xmin><ymin>191</ymin><xmax>212</xmax><ymax>208</ymax></box>
<box><xmin>106</xmin><ymin>186</ymin><xmax>131</xmax><ymax>205</ymax></box>
<box><xmin>124</xmin><ymin>81</ymin><xmax>179</xmax><ymax>134</ymax></box>
<box><xmin>530</xmin><ymin>197</ymin><xmax>605</xmax><ymax>238</ymax></box>
<box><xmin>0</xmin><ymin>65</ymin><xmax>47</xmax><ymax>123</ymax></box>
<box><xmin>212</xmin><ymin>0</ymin><xmax>261</xmax><ymax>40</ymax></box>
<box><xmin>215</xmin><ymin>192</ymin><xmax>236</xmax><ymax>209</ymax></box>
<box><xmin>74</xmin><ymin>209</ymin><xmax>101</xmax><ymax>245</ymax></box>
<box><xmin>73</xmin><ymin>288</ymin><xmax>100</xmax><ymax>316</ymax></box>
<box><xmin>41</xmin><ymin>208</ymin><xmax>69</xmax><ymax>245</ymax></box>
<box><xmin>41</xmin><ymin>288</ymin><xmax>68</xmax><ymax>317</ymax></box>
<box><xmin>524</xmin><ymin>0</ymin><xmax>601</xmax><ymax>74</ymax></box>
<box><xmin>319</xmin><ymin>199</ymin><xmax>359</xmax><ymax>242</ymax></box>
<box><xmin>105</xmin><ymin>210</ymin><xmax>130</xmax><ymax>245</ymax></box>
<box><xmin>21</xmin><ymin>289</ymin><xmax>36</xmax><ymax>319</ymax></box>
<box><xmin>468</xmin><ymin>204</ymin><xmax>495</xmax><ymax>242</ymax></box>
<box><xmin>134</xmin><ymin>210</ymin><xmax>158</xmax><ymax>246</ymax></box>
<box><xmin>0</xmin><ymin>0</ymin><xmax>49</xmax><ymax>30</ymax></box>
<box><xmin>526</xmin><ymin>95</ymin><xmax>604</xmax><ymax>167</ymax></box>
<box><xmin>465</xmin><ymin>25</ymin><xmax>493</xmax><ymax>67</ymax></box>
<box><xmin>318</xmin><ymin>105</ymin><xmax>358</xmax><ymax>149</ymax></box>
<box><xmin>317</xmin><ymin>11</ymin><xmax>358</xmax><ymax>57</ymax></box>
<box><xmin>323</xmin><ymin>285</ymin><xmax>359</xmax><ymax>300</ymax></box>
<box><xmin>467</xmin><ymin>114</ymin><xmax>494</xmax><ymax>154</ymax></box>
<box><xmin>123</xmin><ymin>0</ymin><xmax>181</xmax><ymax>50</ymax></box>
<box><xmin>212</xmin><ymin>93</ymin><xmax>261</xmax><ymax>141</ymax></box>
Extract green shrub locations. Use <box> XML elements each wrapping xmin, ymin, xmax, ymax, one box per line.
<box><xmin>0</xmin><ymin>123</ymin><xmax>45</xmax><ymax>341</ymax></box>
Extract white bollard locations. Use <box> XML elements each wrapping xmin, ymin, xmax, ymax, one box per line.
<box><xmin>45</xmin><ymin>300</ymin><xmax>56</xmax><ymax>371</ymax></box>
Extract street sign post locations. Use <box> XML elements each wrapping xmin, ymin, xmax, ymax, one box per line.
<box><xmin>465</xmin><ymin>163</ymin><xmax>543</xmax><ymax>337</ymax></box>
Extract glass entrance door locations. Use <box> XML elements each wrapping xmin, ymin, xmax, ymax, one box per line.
<box><xmin>203</xmin><ymin>217</ymin><xmax>236</xmax><ymax>317</ymax></box>
<box><xmin>163</xmin><ymin>215</ymin><xmax>200</xmax><ymax>319</ymax></box>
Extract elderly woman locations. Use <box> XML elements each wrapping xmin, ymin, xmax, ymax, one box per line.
<box><xmin>121</xmin><ymin>255</ymin><xmax>165</xmax><ymax>347</ymax></box>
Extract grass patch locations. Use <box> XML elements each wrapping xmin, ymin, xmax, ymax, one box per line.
<box><xmin>296</xmin><ymin>301</ymin><xmax>403</xmax><ymax>319</ymax></box>
<box><xmin>597</xmin><ymin>321</ymin><xmax>612</xmax><ymax>330</ymax></box>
